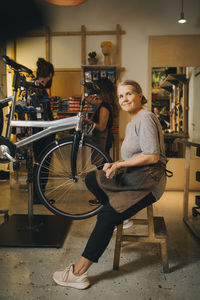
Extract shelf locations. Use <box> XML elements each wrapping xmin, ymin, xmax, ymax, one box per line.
<box><xmin>168</xmin><ymin>74</ymin><xmax>187</xmax><ymax>84</ymax></box>
<box><xmin>152</xmin><ymin>70</ymin><xmax>188</xmax><ymax>157</ymax></box>
<box><xmin>57</xmin><ymin>111</ymin><xmax>93</xmax><ymax>115</ymax></box>
<box><xmin>152</xmin><ymin>89</ymin><xmax>170</xmax><ymax>101</ymax></box>
<box><xmin>176</xmin><ymin>138</ymin><xmax>200</xmax><ymax>147</ymax></box>
<box><xmin>82</xmin><ymin>65</ymin><xmax>125</xmax><ymax>71</ymax></box>
<box><xmin>82</xmin><ymin>65</ymin><xmax>117</xmax><ymax>68</ymax></box>
<box><xmin>159</xmin><ymin>80</ymin><xmax>173</xmax><ymax>93</ymax></box>
<box><xmin>160</xmin><ymin>74</ymin><xmax>187</xmax><ymax>90</ymax></box>
<box><xmin>164</xmin><ymin>133</ymin><xmax>188</xmax><ymax>139</ymax></box>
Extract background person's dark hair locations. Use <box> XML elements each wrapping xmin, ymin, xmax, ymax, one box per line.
<box><xmin>96</xmin><ymin>78</ymin><xmax>118</xmax><ymax>115</ymax></box>
<box><xmin>36</xmin><ymin>58</ymin><xmax>54</xmax><ymax>79</ymax></box>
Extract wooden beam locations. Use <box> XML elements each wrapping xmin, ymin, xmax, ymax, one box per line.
<box><xmin>86</xmin><ymin>30</ymin><xmax>126</xmax><ymax>36</ymax></box>
<box><xmin>54</xmin><ymin>68</ymin><xmax>82</xmax><ymax>72</ymax></box>
<box><xmin>81</xmin><ymin>25</ymin><xmax>86</xmax><ymax>65</ymax></box>
<box><xmin>23</xmin><ymin>29</ymin><xmax>126</xmax><ymax>38</ymax></box>
<box><xmin>45</xmin><ymin>27</ymin><xmax>50</xmax><ymax>61</ymax></box>
<box><xmin>116</xmin><ymin>24</ymin><xmax>121</xmax><ymax>68</ymax></box>
<box><xmin>10</xmin><ymin>40</ymin><xmax>16</xmax><ymax>61</ymax></box>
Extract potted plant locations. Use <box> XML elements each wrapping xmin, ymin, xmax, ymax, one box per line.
<box><xmin>88</xmin><ymin>51</ymin><xmax>98</xmax><ymax>65</ymax></box>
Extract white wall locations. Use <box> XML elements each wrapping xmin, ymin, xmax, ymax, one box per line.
<box><xmin>7</xmin><ymin>0</ymin><xmax>200</xmax><ymax>138</ymax></box>
<box><xmin>188</xmin><ymin>67</ymin><xmax>200</xmax><ymax>141</ymax></box>
<box><xmin>5</xmin><ymin>0</ymin><xmax>200</xmax><ymax>189</ymax></box>
<box><xmin>35</xmin><ymin>0</ymin><xmax>200</xmax><ymax>89</ymax></box>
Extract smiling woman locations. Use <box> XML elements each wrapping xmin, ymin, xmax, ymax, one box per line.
<box><xmin>118</xmin><ymin>80</ymin><xmax>147</xmax><ymax>120</ymax></box>
<box><xmin>52</xmin><ymin>79</ymin><xmax>168</xmax><ymax>289</ymax></box>
<box><xmin>42</xmin><ymin>0</ymin><xmax>86</xmax><ymax>6</ymax></box>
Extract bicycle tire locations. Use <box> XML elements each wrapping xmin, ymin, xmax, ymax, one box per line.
<box><xmin>34</xmin><ymin>136</ymin><xmax>112</xmax><ymax>220</ymax></box>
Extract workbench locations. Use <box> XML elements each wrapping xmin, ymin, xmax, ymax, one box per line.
<box><xmin>177</xmin><ymin>138</ymin><xmax>200</xmax><ymax>239</ymax></box>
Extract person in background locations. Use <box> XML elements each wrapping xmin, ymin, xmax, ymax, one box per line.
<box><xmin>85</xmin><ymin>78</ymin><xmax>117</xmax><ymax>205</ymax></box>
<box><xmin>153</xmin><ymin>106</ymin><xmax>169</xmax><ymax>131</ymax></box>
<box><xmin>32</xmin><ymin>58</ymin><xmax>55</xmax><ymax>203</ymax></box>
<box><xmin>52</xmin><ymin>80</ymin><xmax>167</xmax><ymax>290</ymax></box>
<box><xmin>33</xmin><ymin>57</ymin><xmax>54</xmax><ymax>122</ymax></box>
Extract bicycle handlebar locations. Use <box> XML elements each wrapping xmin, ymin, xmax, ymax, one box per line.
<box><xmin>20</xmin><ymin>76</ymin><xmax>45</xmax><ymax>90</ymax></box>
<box><xmin>2</xmin><ymin>55</ymin><xmax>33</xmax><ymax>75</ymax></box>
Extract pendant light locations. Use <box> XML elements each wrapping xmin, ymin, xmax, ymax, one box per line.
<box><xmin>42</xmin><ymin>0</ymin><xmax>86</xmax><ymax>6</ymax></box>
<box><xmin>178</xmin><ymin>0</ymin><xmax>187</xmax><ymax>24</ymax></box>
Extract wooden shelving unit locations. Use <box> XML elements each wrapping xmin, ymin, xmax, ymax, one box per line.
<box><xmin>160</xmin><ymin>74</ymin><xmax>188</xmax><ymax>135</ymax></box>
<box><xmin>10</xmin><ymin>25</ymin><xmax>125</xmax><ymax>160</ymax></box>
<box><xmin>151</xmin><ymin>72</ymin><xmax>189</xmax><ymax>157</ymax></box>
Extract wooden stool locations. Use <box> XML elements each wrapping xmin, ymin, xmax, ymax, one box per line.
<box><xmin>113</xmin><ymin>204</ymin><xmax>169</xmax><ymax>273</ymax></box>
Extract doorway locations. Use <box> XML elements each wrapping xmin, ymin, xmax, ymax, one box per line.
<box><xmin>148</xmin><ymin>35</ymin><xmax>200</xmax><ymax>158</ymax></box>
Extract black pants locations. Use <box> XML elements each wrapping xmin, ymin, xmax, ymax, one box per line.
<box><xmin>82</xmin><ymin>171</ymin><xmax>156</xmax><ymax>263</ymax></box>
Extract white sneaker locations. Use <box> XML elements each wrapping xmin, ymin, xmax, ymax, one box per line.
<box><xmin>123</xmin><ymin>219</ymin><xmax>134</xmax><ymax>229</ymax></box>
<box><xmin>114</xmin><ymin>219</ymin><xmax>133</xmax><ymax>232</ymax></box>
<box><xmin>53</xmin><ymin>263</ymin><xmax>90</xmax><ymax>290</ymax></box>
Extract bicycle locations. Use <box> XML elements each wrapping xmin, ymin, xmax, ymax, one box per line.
<box><xmin>0</xmin><ymin>96</ymin><xmax>13</xmax><ymax>136</ymax></box>
<box><xmin>0</xmin><ymin>55</ymin><xmax>112</xmax><ymax>220</ymax></box>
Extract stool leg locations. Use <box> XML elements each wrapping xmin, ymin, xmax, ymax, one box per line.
<box><xmin>113</xmin><ymin>223</ymin><xmax>123</xmax><ymax>270</ymax></box>
<box><xmin>160</xmin><ymin>240</ymin><xmax>169</xmax><ymax>273</ymax></box>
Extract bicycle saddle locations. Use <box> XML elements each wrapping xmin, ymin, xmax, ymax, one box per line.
<box><xmin>2</xmin><ymin>55</ymin><xmax>33</xmax><ymax>75</ymax></box>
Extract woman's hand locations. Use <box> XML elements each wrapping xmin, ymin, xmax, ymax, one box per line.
<box><xmin>103</xmin><ymin>162</ymin><xmax>113</xmax><ymax>172</ymax></box>
<box><xmin>86</xmin><ymin>95</ymin><xmax>100</xmax><ymax>105</ymax></box>
<box><xmin>103</xmin><ymin>161</ymin><xmax>122</xmax><ymax>179</ymax></box>
<box><xmin>84</xmin><ymin>118</ymin><xmax>96</xmax><ymax>135</ymax></box>
<box><xmin>103</xmin><ymin>154</ymin><xmax>160</xmax><ymax>179</ymax></box>
<box><xmin>85</xmin><ymin>118</ymin><xmax>94</xmax><ymax>125</ymax></box>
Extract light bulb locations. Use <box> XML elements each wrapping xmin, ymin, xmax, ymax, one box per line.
<box><xmin>178</xmin><ymin>18</ymin><xmax>186</xmax><ymax>24</ymax></box>
<box><xmin>178</xmin><ymin>1</ymin><xmax>187</xmax><ymax>24</ymax></box>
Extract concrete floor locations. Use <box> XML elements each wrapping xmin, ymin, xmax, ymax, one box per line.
<box><xmin>0</xmin><ymin>179</ymin><xmax>200</xmax><ymax>300</ymax></box>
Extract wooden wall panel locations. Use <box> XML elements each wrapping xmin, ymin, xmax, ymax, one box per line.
<box><xmin>149</xmin><ymin>35</ymin><xmax>200</xmax><ymax>67</ymax></box>
<box><xmin>51</xmin><ymin>69</ymin><xmax>82</xmax><ymax>98</ymax></box>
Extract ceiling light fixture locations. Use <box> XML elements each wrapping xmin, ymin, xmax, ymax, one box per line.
<box><xmin>43</xmin><ymin>0</ymin><xmax>86</xmax><ymax>6</ymax></box>
<box><xmin>178</xmin><ymin>0</ymin><xmax>187</xmax><ymax>24</ymax></box>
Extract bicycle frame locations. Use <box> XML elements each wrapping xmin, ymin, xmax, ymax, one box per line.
<box><xmin>10</xmin><ymin>115</ymin><xmax>79</xmax><ymax>149</ymax></box>
<box><xmin>0</xmin><ymin>96</ymin><xmax>13</xmax><ymax>106</ymax></box>
<box><xmin>0</xmin><ymin>95</ymin><xmax>14</xmax><ymax>136</ymax></box>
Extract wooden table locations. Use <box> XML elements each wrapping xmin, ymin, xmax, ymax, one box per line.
<box><xmin>177</xmin><ymin>138</ymin><xmax>200</xmax><ymax>239</ymax></box>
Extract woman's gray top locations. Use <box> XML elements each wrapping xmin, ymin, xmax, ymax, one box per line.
<box><xmin>121</xmin><ymin>109</ymin><xmax>167</xmax><ymax>200</ymax></box>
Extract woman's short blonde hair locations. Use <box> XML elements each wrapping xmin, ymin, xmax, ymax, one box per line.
<box><xmin>118</xmin><ymin>80</ymin><xmax>147</xmax><ymax>105</ymax></box>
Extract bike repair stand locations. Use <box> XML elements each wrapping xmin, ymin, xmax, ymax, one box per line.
<box><xmin>0</xmin><ymin>144</ymin><xmax>72</xmax><ymax>247</ymax></box>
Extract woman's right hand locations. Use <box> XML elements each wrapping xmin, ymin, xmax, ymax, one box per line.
<box><xmin>103</xmin><ymin>162</ymin><xmax>113</xmax><ymax>172</ymax></box>
<box><xmin>103</xmin><ymin>161</ymin><xmax>123</xmax><ymax>179</ymax></box>
<box><xmin>103</xmin><ymin>163</ymin><xmax>116</xmax><ymax>179</ymax></box>
<box><xmin>86</xmin><ymin>94</ymin><xmax>99</xmax><ymax>105</ymax></box>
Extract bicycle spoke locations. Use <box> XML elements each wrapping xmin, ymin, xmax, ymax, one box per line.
<box><xmin>77</xmin><ymin>147</ymin><xmax>105</xmax><ymax>175</ymax></box>
<box><xmin>34</xmin><ymin>138</ymin><xmax>111</xmax><ymax>219</ymax></box>
<box><xmin>54</xmin><ymin>144</ymin><xmax>70</xmax><ymax>172</ymax></box>
<box><xmin>46</xmin><ymin>181</ymin><xmax>73</xmax><ymax>200</ymax></box>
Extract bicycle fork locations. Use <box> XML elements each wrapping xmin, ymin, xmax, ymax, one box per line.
<box><xmin>71</xmin><ymin>130</ymin><xmax>82</xmax><ymax>182</ymax></box>
<box><xmin>70</xmin><ymin>111</ymin><xmax>85</xmax><ymax>182</ymax></box>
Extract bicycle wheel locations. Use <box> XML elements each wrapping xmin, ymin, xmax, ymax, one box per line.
<box><xmin>34</xmin><ymin>136</ymin><xmax>112</xmax><ymax>220</ymax></box>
